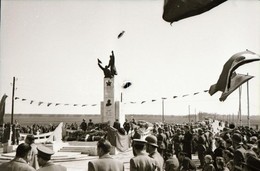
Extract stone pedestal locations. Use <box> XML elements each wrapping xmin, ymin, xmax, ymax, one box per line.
<box><xmin>100</xmin><ymin>78</ymin><xmax>124</xmax><ymax>126</ymax></box>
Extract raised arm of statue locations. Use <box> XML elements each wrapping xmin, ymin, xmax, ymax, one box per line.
<box><xmin>98</xmin><ymin>60</ymin><xmax>112</xmax><ymax>78</ymax></box>
<box><xmin>108</xmin><ymin>51</ymin><xmax>117</xmax><ymax>77</ymax></box>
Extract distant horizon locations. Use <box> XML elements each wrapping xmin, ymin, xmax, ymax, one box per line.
<box><xmin>3</xmin><ymin>113</ymin><xmax>259</xmax><ymax>117</ymax></box>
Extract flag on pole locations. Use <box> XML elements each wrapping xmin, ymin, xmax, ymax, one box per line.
<box><xmin>219</xmin><ymin>73</ymin><xmax>253</xmax><ymax>101</ymax></box>
<box><xmin>162</xmin><ymin>0</ymin><xmax>226</xmax><ymax>24</ymax></box>
<box><xmin>0</xmin><ymin>94</ymin><xmax>8</xmax><ymax>125</ymax></box>
<box><xmin>209</xmin><ymin>50</ymin><xmax>256</xmax><ymax>96</ymax></box>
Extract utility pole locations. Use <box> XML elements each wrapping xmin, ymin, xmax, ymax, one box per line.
<box><xmin>11</xmin><ymin>77</ymin><xmax>16</xmax><ymax>125</ymax></box>
<box><xmin>188</xmin><ymin>105</ymin><xmax>190</xmax><ymax>123</ymax></box>
<box><xmin>162</xmin><ymin>98</ymin><xmax>166</xmax><ymax>123</ymax></box>
<box><xmin>239</xmin><ymin>86</ymin><xmax>242</xmax><ymax>126</ymax></box>
<box><xmin>247</xmin><ymin>74</ymin><xmax>250</xmax><ymax>127</ymax></box>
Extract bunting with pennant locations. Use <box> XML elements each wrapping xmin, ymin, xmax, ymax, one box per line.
<box><xmin>14</xmin><ymin>89</ymin><xmax>211</xmax><ymax>108</ymax></box>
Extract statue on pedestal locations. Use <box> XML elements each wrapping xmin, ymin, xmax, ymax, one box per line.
<box><xmin>98</xmin><ymin>51</ymin><xmax>117</xmax><ymax>78</ymax></box>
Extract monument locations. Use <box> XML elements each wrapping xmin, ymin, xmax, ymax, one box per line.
<box><xmin>98</xmin><ymin>51</ymin><xmax>124</xmax><ymax>126</ymax></box>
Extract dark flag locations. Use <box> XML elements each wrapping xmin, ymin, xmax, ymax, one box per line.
<box><xmin>219</xmin><ymin>73</ymin><xmax>253</xmax><ymax>101</ymax></box>
<box><xmin>0</xmin><ymin>94</ymin><xmax>8</xmax><ymax>125</ymax></box>
<box><xmin>162</xmin><ymin>0</ymin><xmax>226</xmax><ymax>24</ymax></box>
<box><xmin>209</xmin><ymin>50</ymin><xmax>256</xmax><ymax>96</ymax></box>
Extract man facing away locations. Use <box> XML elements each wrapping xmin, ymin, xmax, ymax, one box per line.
<box><xmin>0</xmin><ymin>143</ymin><xmax>36</xmax><ymax>171</ymax></box>
<box><xmin>37</xmin><ymin>145</ymin><xmax>67</xmax><ymax>171</ymax></box>
<box><xmin>145</xmin><ymin>135</ymin><xmax>164</xmax><ymax>171</ymax></box>
<box><xmin>130</xmin><ymin>139</ymin><xmax>157</xmax><ymax>171</ymax></box>
<box><xmin>25</xmin><ymin>134</ymin><xmax>39</xmax><ymax>170</ymax></box>
<box><xmin>88</xmin><ymin>138</ymin><xmax>124</xmax><ymax>171</ymax></box>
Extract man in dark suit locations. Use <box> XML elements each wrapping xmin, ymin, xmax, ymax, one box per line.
<box><xmin>145</xmin><ymin>135</ymin><xmax>164</xmax><ymax>171</ymax></box>
<box><xmin>0</xmin><ymin>143</ymin><xmax>36</xmax><ymax>171</ymax></box>
<box><xmin>182</xmin><ymin>125</ymin><xmax>193</xmax><ymax>159</ymax></box>
<box><xmin>88</xmin><ymin>138</ymin><xmax>124</xmax><ymax>171</ymax></box>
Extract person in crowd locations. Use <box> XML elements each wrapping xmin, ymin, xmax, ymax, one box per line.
<box><xmin>165</xmin><ymin>150</ymin><xmax>179</xmax><ymax>171</ymax></box>
<box><xmin>226</xmin><ymin>160</ymin><xmax>234</xmax><ymax>171</ymax></box>
<box><xmin>132</xmin><ymin>127</ymin><xmax>141</xmax><ymax>140</ymax></box>
<box><xmin>213</xmin><ymin>137</ymin><xmax>226</xmax><ymax>168</ymax></box>
<box><xmin>88</xmin><ymin>119</ymin><xmax>95</xmax><ymax>130</ymax></box>
<box><xmin>80</xmin><ymin>119</ymin><xmax>87</xmax><ymax>132</ymax></box>
<box><xmin>172</xmin><ymin>128</ymin><xmax>183</xmax><ymax>158</ymax></box>
<box><xmin>157</xmin><ymin>127</ymin><xmax>167</xmax><ymax>159</ymax></box>
<box><xmin>0</xmin><ymin>143</ymin><xmax>36</xmax><ymax>171</ymax></box>
<box><xmin>232</xmin><ymin>133</ymin><xmax>247</xmax><ymax>171</ymax></box>
<box><xmin>123</xmin><ymin>119</ymin><xmax>131</xmax><ymax>134</ymax></box>
<box><xmin>25</xmin><ymin>134</ymin><xmax>39</xmax><ymax>169</ymax></box>
<box><xmin>197</xmin><ymin>128</ymin><xmax>207</xmax><ymax>169</ymax></box>
<box><xmin>113</xmin><ymin>119</ymin><xmax>121</xmax><ymax>130</ymax></box>
<box><xmin>182</xmin><ymin>125</ymin><xmax>193</xmax><ymax>159</ymax></box>
<box><xmin>178</xmin><ymin>152</ymin><xmax>197</xmax><ymax>171</ymax></box>
<box><xmin>88</xmin><ymin>138</ymin><xmax>124</xmax><ymax>171</ymax></box>
<box><xmin>241</xmin><ymin>155</ymin><xmax>260</xmax><ymax>171</ymax></box>
<box><xmin>202</xmin><ymin>155</ymin><xmax>215</xmax><ymax>171</ymax></box>
<box><xmin>130</xmin><ymin>139</ymin><xmax>157</xmax><ymax>171</ymax></box>
<box><xmin>215</xmin><ymin>157</ymin><xmax>229</xmax><ymax>171</ymax></box>
<box><xmin>12</xmin><ymin>119</ymin><xmax>20</xmax><ymax>145</ymax></box>
<box><xmin>145</xmin><ymin>135</ymin><xmax>164</xmax><ymax>171</ymax></box>
<box><xmin>37</xmin><ymin>145</ymin><xmax>67</xmax><ymax>171</ymax></box>
<box><xmin>225</xmin><ymin>138</ymin><xmax>234</xmax><ymax>153</ymax></box>
<box><xmin>223</xmin><ymin>150</ymin><xmax>234</xmax><ymax>164</ymax></box>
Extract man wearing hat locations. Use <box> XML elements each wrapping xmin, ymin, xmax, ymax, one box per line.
<box><xmin>178</xmin><ymin>152</ymin><xmax>196</xmax><ymax>171</ymax></box>
<box><xmin>25</xmin><ymin>134</ymin><xmax>39</xmax><ymax>169</ymax></box>
<box><xmin>242</xmin><ymin>155</ymin><xmax>260</xmax><ymax>171</ymax></box>
<box><xmin>197</xmin><ymin>128</ymin><xmax>207</xmax><ymax>169</ymax></box>
<box><xmin>130</xmin><ymin>139</ymin><xmax>157</xmax><ymax>171</ymax></box>
<box><xmin>232</xmin><ymin>133</ymin><xmax>247</xmax><ymax>171</ymax></box>
<box><xmin>88</xmin><ymin>138</ymin><xmax>124</xmax><ymax>171</ymax></box>
<box><xmin>37</xmin><ymin>145</ymin><xmax>67</xmax><ymax>171</ymax></box>
<box><xmin>157</xmin><ymin>127</ymin><xmax>167</xmax><ymax>158</ymax></box>
<box><xmin>0</xmin><ymin>143</ymin><xmax>36</xmax><ymax>171</ymax></box>
<box><xmin>145</xmin><ymin>135</ymin><xmax>164</xmax><ymax>171</ymax></box>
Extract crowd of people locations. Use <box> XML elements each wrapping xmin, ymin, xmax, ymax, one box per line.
<box><xmin>1</xmin><ymin>118</ymin><xmax>260</xmax><ymax>171</ymax></box>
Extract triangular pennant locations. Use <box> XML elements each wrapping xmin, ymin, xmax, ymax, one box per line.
<box><xmin>141</xmin><ymin>101</ymin><xmax>146</xmax><ymax>104</ymax></box>
<box><xmin>55</xmin><ymin>103</ymin><xmax>60</xmax><ymax>106</ymax></box>
<box><xmin>173</xmin><ymin>96</ymin><xmax>178</xmax><ymax>98</ymax></box>
<box><xmin>151</xmin><ymin>99</ymin><xmax>156</xmax><ymax>102</ymax></box>
<box><xmin>30</xmin><ymin>100</ymin><xmax>34</xmax><ymax>104</ymax></box>
<box><xmin>38</xmin><ymin>102</ymin><xmax>43</xmax><ymax>106</ymax></box>
<box><xmin>15</xmin><ymin>97</ymin><xmax>19</xmax><ymax>100</ymax></box>
<box><xmin>219</xmin><ymin>73</ymin><xmax>254</xmax><ymax>101</ymax></box>
<box><xmin>82</xmin><ymin>104</ymin><xmax>87</xmax><ymax>107</ymax></box>
<box><xmin>22</xmin><ymin>99</ymin><xmax>27</xmax><ymax>101</ymax></box>
<box><xmin>182</xmin><ymin>94</ymin><xmax>189</xmax><ymax>97</ymax></box>
<box><xmin>92</xmin><ymin>104</ymin><xmax>97</xmax><ymax>106</ymax></box>
<box><xmin>73</xmin><ymin>104</ymin><xmax>78</xmax><ymax>106</ymax></box>
<box><xmin>47</xmin><ymin>103</ymin><xmax>52</xmax><ymax>107</ymax></box>
<box><xmin>194</xmin><ymin>92</ymin><xmax>199</xmax><ymax>95</ymax></box>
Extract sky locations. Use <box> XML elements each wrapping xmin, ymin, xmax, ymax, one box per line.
<box><xmin>1</xmin><ymin>0</ymin><xmax>260</xmax><ymax>117</ymax></box>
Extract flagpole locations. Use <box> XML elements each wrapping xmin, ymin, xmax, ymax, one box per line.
<box><xmin>239</xmin><ymin>86</ymin><xmax>242</xmax><ymax>126</ymax></box>
<box><xmin>247</xmin><ymin>73</ymin><xmax>250</xmax><ymax>127</ymax></box>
